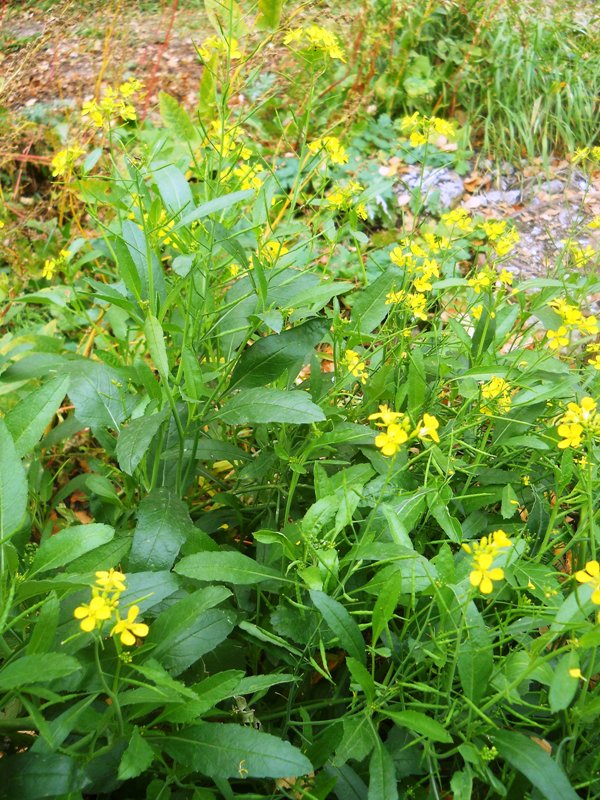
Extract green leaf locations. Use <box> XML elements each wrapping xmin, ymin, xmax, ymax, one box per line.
<box><xmin>0</xmin><ymin>419</ymin><xmax>27</xmax><ymax>542</ymax></box>
<box><xmin>177</xmin><ymin>190</ymin><xmax>254</xmax><ymax>228</ymax></box>
<box><xmin>118</xmin><ymin>727</ymin><xmax>154</xmax><ymax>781</ymax></box>
<box><xmin>153</xmin><ymin>164</ymin><xmax>193</xmax><ymax>215</ymax></box>
<box><xmin>0</xmin><ymin>653</ymin><xmax>80</xmax><ymax>690</ymax></box>
<box><xmin>229</xmin><ymin>318</ymin><xmax>328</xmax><ymax>389</ymax></box>
<box><xmin>310</xmin><ymin>590</ymin><xmax>366</xmax><ymax>666</ymax></box>
<box><xmin>129</xmin><ymin>489</ymin><xmax>192</xmax><ymax>571</ymax></box>
<box><xmin>372</xmin><ymin>573</ymin><xmax>403</xmax><ymax>644</ymax></box>
<box><xmin>29</xmin><ymin>523</ymin><xmax>114</xmax><ymax>575</ymax></box>
<box><xmin>144</xmin><ymin>315</ymin><xmax>170</xmax><ymax>380</ymax></box>
<box><xmin>159</xmin><ymin>91</ymin><xmax>196</xmax><ymax>142</ymax></box>
<box><xmin>382</xmin><ymin>708</ymin><xmax>452</xmax><ymax>743</ymax></box>
<box><xmin>162</xmin><ymin>723</ymin><xmax>312</xmax><ymax>778</ymax></box>
<box><xmin>470</xmin><ymin>305</ymin><xmax>496</xmax><ymax>361</ymax></box>
<box><xmin>215</xmin><ymin>388</ymin><xmax>325</xmax><ymax>425</ymax></box>
<box><xmin>256</xmin><ymin>0</ymin><xmax>285</xmax><ymax>29</ymax></box>
<box><xmin>368</xmin><ymin>738</ymin><xmax>398</xmax><ymax>800</ymax></box>
<box><xmin>116</xmin><ymin>408</ymin><xmax>169</xmax><ymax>475</ymax></box>
<box><xmin>346</xmin><ymin>657</ymin><xmax>376</xmax><ymax>704</ymax></box>
<box><xmin>0</xmin><ymin>752</ymin><xmax>86</xmax><ymax>799</ymax></box>
<box><xmin>175</xmin><ymin>551</ymin><xmax>285</xmax><ymax>585</ymax></box>
<box><xmin>457</xmin><ymin>601</ymin><xmax>493</xmax><ymax>704</ymax></box>
<box><xmin>4</xmin><ymin>376</ymin><xmax>69</xmax><ymax>456</ymax></box>
<box><xmin>350</xmin><ymin>268</ymin><xmax>401</xmax><ymax>333</ymax></box>
<box><xmin>151</xmin><ymin>608</ymin><xmax>235</xmax><ymax>676</ymax></box>
<box><xmin>26</xmin><ymin>592</ymin><xmax>59</xmax><ymax>655</ymax></box>
<box><xmin>549</xmin><ymin>652</ymin><xmax>580</xmax><ymax>713</ymax></box>
<box><xmin>492</xmin><ymin>730</ymin><xmax>579</xmax><ymax>800</ymax></box>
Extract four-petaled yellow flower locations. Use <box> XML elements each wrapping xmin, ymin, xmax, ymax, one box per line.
<box><xmin>74</xmin><ymin>594</ymin><xmax>113</xmax><ymax>632</ymax></box>
<box><xmin>368</xmin><ymin>404</ymin><xmax>404</xmax><ymax>427</ymax></box>
<box><xmin>469</xmin><ymin>551</ymin><xmax>505</xmax><ymax>595</ymax></box>
<box><xmin>343</xmin><ymin>349</ymin><xmax>368</xmax><ymax>384</ymax></box>
<box><xmin>308</xmin><ymin>136</ymin><xmax>348</xmax><ymax>165</ymax></box>
<box><xmin>480</xmin><ymin>377</ymin><xmax>512</xmax><ymax>415</ymax></box>
<box><xmin>111</xmin><ymin>605</ymin><xmax>150</xmax><ymax>647</ymax></box>
<box><xmin>575</xmin><ymin>560</ymin><xmax>600</xmax><ymax>605</ymax></box>
<box><xmin>557</xmin><ymin>422</ymin><xmax>583</xmax><ymax>449</ymax></box>
<box><xmin>547</xmin><ymin>327</ymin><xmax>569</xmax><ymax>350</ymax></box>
<box><xmin>95</xmin><ymin>568</ymin><xmax>127</xmax><ymax>593</ymax></box>
<box><xmin>284</xmin><ymin>25</ymin><xmax>346</xmax><ymax>62</ymax></box>
<box><xmin>415</xmin><ymin>413</ymin><xmax>440</xmax><ymax>443</ymax></box>
<box><xmin>375</xmin><ymin>423</ymin><xmax>408</xmax><ymax>456</ymax></box>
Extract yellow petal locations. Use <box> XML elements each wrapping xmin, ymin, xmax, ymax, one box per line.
<box><xmin>469</xmin><ymin>570</ymin><xmax>482</xmax><ymax>587</ymax></box>
<box><xmin>120</xmin><ymin>629</ymin><xmax>137</xmax><ymax>646</ymax></box>
<box><xmin>479</xmin><ymin>576</ymin><xmax>493</xmax><ymax>594</ymax></box>
<box><xmin>80</xmin><ymin>617</ymin><xmax>96</xmax><ymax>632</ymax></box>
<box><xmin>585</xmin><ymin>560</ymin><xmax>600</xmax><ymax>577</ymax></box>
<box><xmin>575</xmin><ymin>570</ymin><xmax>593</xmax><ymax>584</ymax></box>
<box><xmin>488</xmin><ymin>568</ymin><xmax>504</xmax><ymax>581</ymax></box>
<box><xmin>132</xmin><ymin>623</ymin><xmax>149</xmax><ymax>638</ymax></box>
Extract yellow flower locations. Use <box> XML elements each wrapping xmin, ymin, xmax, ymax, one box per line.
<box><xmin>547</xmin><ymin>327</ymin><xmax>569</xmax><ymax>350</ymax></box>
<box><xmin>409</xmin><ymin>131</ymin><xmax>428</xmax><ymax>147</ymax></box>
<box><xmin>588</xmin><ymin>355</ymin><xmax>600</xmax><ymax>370</ymax></box>
<box><xmin>557</xmin><ymin>422</ymin><xmax>583</xmax><ymax>449</ymax></box>
<box><xmin>82</xmin><ymin>99</ymin><xmax>104</xmax><ymax>127</ymax></box>
<box><xmin>42</xmin><ymin>258</ymin><xmax>58</xmax><ymax>280</ymax></box>
<box><xmin>415</xmin><ymin>413</ymin><xmax>440</xmax><ymax>443</ymax></box>
<box><xmin>51</xmin><ymin>145</ymin><xmax>84</xmax><ymax>178</ymax></box>
<box><xmin>574</xmin><ymin>560</ymin><xmax>600</xmax><ymax>605</ymax></box>
<box><xmin>230</xmin><ymin>164</ymin><xmax>263</xmax><ymax>192</ymax></box>
<box><xmin>441</xmin><ymin>208</ymin><xmax>474</xmax><ymax>234</ymax></box>
<box><xmin>261</xmin><ymin>241</ymin><xmax>289</xmax><ymax>262</ymax></box>
<box><xmin>308</xmin><ymin>136</ymin><xmax>348</xmax><ymax>165</ymax></box>
<box><xmin>567</xmin><ymin>243</ymin><xmax>595</xmax><ymax>268</ymax></box>
<box><xmin>74</xmin><ymin>594</ymin><xmax>114</xmax><ymax>632</ymax></box>
<box><xmin>198</xmin><ymin>35</ymin><xmax>242</xmax><ymax>62</ymax></box>
<box><xmin>119</xmin><ymin>78</ymin><xmax>144</xmax><ymax>98</ymax></box>
<box><xmin>480</xmin><ymin>377</ymin><xmax>512</xmax><ymax>414</ymax></box>
<box><xmin>493</xmin><ymin>228</ymin><xmax>520</xmax><ymax>256</ymax></box>
<box><xmin>375</xmin><ymin>423</ymin><xmax>408</xmax><ymax>456</ymax></box>
<box><xmin>579</xmin><ymin>315</ymin><xmax>598</xmax><ymax>335</ymax></box>
<box><xmin>111</xmin><ymin>605</ymin><xmax>149</xmax><ymax>646</ymax></box>
<box><xmin>343</xmin><ymin>350</ymin><xmax>368</xmax><ymax>384</ymax></box>
<box><xmin>588</xmin><ymin>216</ymin><xmax>600</xmax><ymax>230</ymax></box>
<box><xmin>368</xmin><ymin>404</ymin><xmax>404</xmax><ymax>427</ymax></box>
<box><xmin>468</xmin><ymin>270</ymin><xmax>493</xmax><ymax>294</ymax></box>
<box><xmin>498</xmin><ymin>269</ymin><xmax>513</xmax><ymax>286</ymax></box>
<box><xmin>469</xmin><ymin>552</ymin><xmax>505</xmax><ymax>595</ymax></box>
<box><xmin>326</xmin><ymin>180</ymin><xmax>365</xmax><ymax>214</ymax></box>
<box><xmin>482</xmin><ymin>219</ymin><xmax>507</xmax><ymax>241</ymax></box>
<box><xmin>568</xmin><ymin>668</ymin><xmax>584</xmax><ymax>679</ymax></box>
<box><xmin>284</xmin><ymin>25</ymin><xmax>346</xmax><ymax>62</ymax></box>
<box><xmin>95</xmin><ymin>568</ymin><xmax>127</xmax><ymax>594</ymax></box>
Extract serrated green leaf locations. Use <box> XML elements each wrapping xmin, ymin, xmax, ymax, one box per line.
<box><xmin>116</xmin><ymin>408</ymin><xmax>169</xmax><ymax>475</ymax></box>
<box><xmin>175</xmin><ymin>551</ymin><xmax>285</xmax><ymax>585</ymax></box>
<box><xmin>29</xmin><ymin>523</ymin><xmax>114</xmax><ymax>576</ymax></box>
<box><xmin>5</xmin><ymin>376</ymin><xmax>69</xmax><ymax>456</ymax></box>
<box><xmin>310</xmin><ymin>590</ymin><xmax>366</xmax><ymax>666</ymax></box>
<box><xmin>129</xmin><ymin>488</ymin><xmax>192</xmax><ymax>571</ymax></box>
<box><xmin>162</xmin><ymin>723</ymin><xmax>312</xmax><ymax>778</ymax></box>
<box><xmin>215</xmin><ymin>388</ymin><xmax>325</xmax><ymax>424</ymax></box>
<box><xmin>368</xmin><ymin>738</ymin><xmax>398</xmax><ymax>800</ymax></box>
<box><xmin>0</xmin><ymin>653</ymin><xmax>80</xmax><ymax>691</ymax></box>
<box><xmin>0</xmin><ymin>419</ymin><xmax>27</xmax><ymax>543</ymax></box>
<box><xmin>229</xmin><ymin>318</ymin><xmax>328</xmax><ymax>389</ymax></box>
<box><xmin>383</xmin><ymin>708</ymin><xmax>452</xmax><ymax>743</ymax></box>
<box><xmin>159</xmin><ymin>91</ymin><xmax>196</xmax><ymax>142</ymax></box>
<box><xmin>118</xmin><ymin>727</ymin><xmax>154</xmax><ymax>781</ymax></box>
<box><xmin>492</xmin><ymin>729</ymin><xmax>579</xmax><ymax>800</ymax></box>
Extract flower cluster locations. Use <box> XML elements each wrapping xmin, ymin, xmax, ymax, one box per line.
<box><xmin>51</xmin><ymin>145</ymin><xmax>84</xmax><ymax>178</ymax></box>
<box><xmin>556</xmin><ymin>397</ymin><xmax>600</xmax><ymax>450</ymax></box>
<box><xmin>74</xmin><ymin>569</ymin><xmax>149</xmax><ymax>646</ymax></box>
<box><xmin>42</xmin><ymin>249</ymin><xmax>71</xmax><ymax>281</ymax></box>
<box><xmin>575</xmin><ymin>561</ymin><xmax>600</xmax><ymax>623</ymax></box>
<box><xmin>284</xmin><ymin>25</ymin><xmax>346</xmax><ymax>62</ymax></box>
<box><xmin>198</xmin><ymin>34</ymin><xmax>242</xmax><ymax>63</ymax></box>
<box><xmin>571</xmin><ymin>146</ymin><xmax>600</xmax><ymax>165</ymax></box>
<box><xmin>82</xmin><ymin>79</ymin><xmax>143</xmax><ymax>128</ymax></box>
<box><xmin>565</xmin><ymin>242</ymin><xmax>595</xmax><ymax>268</ymax></box>
<box><xmin>308</xmin><ymin>136</ymin><xmax>348</xmax><ymax>165</ymax></box>
<box><xmin>326</xmin><ymin>181</ymin><xmax>367</xmax><ymax>219</ymax></box>
<box><xmin>342</xmin><ymin>349</ymin><xmax>368</xmax><ymax>384</ymax></box>
<box><xmin>463</xmin><ymin>529</ymin><xmax>513</xmax><ymax>594</ymax></box>
<box><xmin>385</xmin><ymin>289</ymin><xmax>428</xmax><ymax>321</ymax></box>
<box><xmin>480</xmin><ymin>376</ymin><xmax>512</xmax><ymax>415</ymax></box>
<box><xmin>546</xmin><ymin>299</ymin><xmax>598</xmax><ymax>351</ymax></box>
<box><xmin>369</xmin><ymin>404</ymin><xmax>440</xmax><ymax>456</ymax></box>
<box><xmin>399</xmin><ymin>113</ymin><xmax>457</xmax><ymax>147</ymax></box>
<box><xmin>204</xmin><ymin>120</ymin><xmax>252</xmax><ymax>159</ymax></box>
<box><xmin>441</xmin><ymin>208</ymin><xmax>474</xmax><ymax>234</ymax></box>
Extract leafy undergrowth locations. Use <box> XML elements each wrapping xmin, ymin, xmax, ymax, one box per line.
<box><xmin>0</xmin><ymin>2</ymin><xmax>599</xmax><ymax>799</ymax></box>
